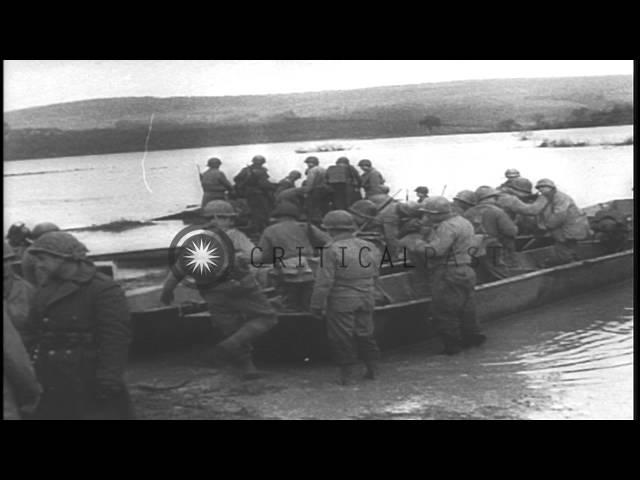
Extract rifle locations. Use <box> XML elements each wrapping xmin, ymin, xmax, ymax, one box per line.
<box><xmin>354</xmin><ymin>189</ymin><xmax>403</xmax><ymax>234</ymax></box>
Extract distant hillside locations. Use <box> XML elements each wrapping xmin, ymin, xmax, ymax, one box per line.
<box><xmin>4</xmin><ymin>75</ymin><xmax>633</xmax><ymax>160</ymax></box>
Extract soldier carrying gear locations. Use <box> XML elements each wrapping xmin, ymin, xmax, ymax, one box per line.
<box><xmin>358</xmin><ymin>159</ymin><xmax>387</xmax><ymax>199</ymax></box>
<box><xmin>452</xmin><ymin>190</ymin><xmax>477</xmax><ymax>215</ymax></box>
<box><xmin>348</xmin><ymin>199</ymin><xmax>386</xmax><ymax>255</ymax></box>
<box><xmin>534</xmin><ymin>179</ymin><xmax>591</xmax><ymax>266</ymax></box>
<box><xmin>410</xmin><ymin>196</ymin><xmax>486</xmax><ymax>355</ymax></box>
<box><xmin>591</xmin><ymin>207</ymin><xmax>631</xmax><ymax>253</ymax></box>
<box><xmin>326</xmin><ymin>157</ymin><xmax>363</xmax><ymax>210</ymax></box>
<box><xmin>311</xmin><ymin>210</ymin><xmax>382</xmax><ymax>386</ymax></box>
<box><xmin>233</xmin><ymin>156</ymin><xmax>276</xmax><ymax>231</ymax></box>
<box><xmin>31</xmin><ymin>222</ymin><xmax>60</xmax><ymax>239</ymax></box>
<box><xmin>464</xmin><ymin>187</ymin><xmax>518</xmax><ymax>282</ymax></box>
<box><xmin>200</xmin><ymin>157</ymin><xmax>234</xmax><ymax>207</ymax></box>
<box><xmin>257</xmin><ymin>203</ymin><xmax>330</xmax><ymax>311</ymax></box>
<box><xmin>161</xmin><ymin>200</ymin><xmax>277</xmax><ymax>380</ymax></box>
<box><xmin>274</xmin><ymin>170</ymin><xmax>302</xmax><ymax>197</ymax></box>
<box><xmin>25</xmin><ymin>231</ymin><xmax>134</xmax><ymax>419</ymax></box>
<box><xmin>303</xmin><ymin>157</ymin><xmax>331</xmax><ymax>226</ymax></box>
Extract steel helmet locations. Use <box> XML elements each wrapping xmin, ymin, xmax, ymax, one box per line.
<box><xmin>510</xmin><ymin>177</ymin><xmax>533</xmax><ymax>195</ymax></box>
<box><xmin>418</xmin><ymin>196</ymin><xmax>452</xmax><ymax>214</ymax></box>
<box><xmin>304</xmin><ymin>156</ymin><xmax>319</xmax><ymax>166</ymax></box>
<box><xmin>202</xmin><ymin>200</ymin><xmax>237</xmax><ymax>218</ymax></box>
<box><xmin>357</xmin><ymin>159</ymin><xmax>372</xmax><ymax>168</ymax></box>
<box><xmin>336</xmin><ymin>157</ymin><xmax>350</xmax><ymax>165</ymax></box>
<box><xmin>251</xmin><ymin>155</ymin><xmax>266</xmax><ymax>165</ymax></box>
<box><xmin>321</xmin><ymin>210</ymin><xmax>356</xmax><ymax>230</ymax></box>
<box><xmin>535</xmin><ymin>178</ymin><xmax>556</xmax><ymax>189</ymax></box>
<box><xmin>414</xmin><ymin>186</ymin><xmax>429</xmax><ymax>195</ymax></box>
<box><xmin>454</xmin><ymin>190</ymin><xmax>477</xmax><ymax>206</ymax></box>
<box><xmin>7</xmin><ymin>222</ymin><xmax>31</xmax><ymax>246</ymax></box>
<box><xmin>475</xmin><ymin>186</ymin><xmax>500</xmax><ymax>201</ymax></box>
<box><xmin>3</xmin><ymin>241</ymin><xmax>16</xmax><ymax>260</ymax></box>
<box><xmin>207</xmin><ymin>157</ymin><xmax>222</xmax><ymax>168</ymax></box>
<box><xmin>31</xmin><ymin>222</ymin><xmax>61</xmax><ymax>239</ymax></box>
<box><xmin>271</xmin><ymin>203</ymin><xmax>300</xmax><ymax>219</ymax></box>
<box><xmin>288</xmin><ymin>170</ymin><xmax>302</xmax><ymax>180</ymax></box>
<box><xmin>349</xmin><ymin>199</ymin><xmax>378</xmax><ymax>220</ymax></box>
<box><xmin>27</xmin><ymin>231</ymin><xmax>89</xmax><ymax>260</ymax></box>
<box><xmin>505</xmin><ymin>168</ymin><xmax>520</xmax><ymax>179</ymax></box>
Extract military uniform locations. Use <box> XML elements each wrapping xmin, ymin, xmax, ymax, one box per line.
<box><xmin>537</xmin><ymin>190</ymin><xmax>591</xmax><ymax>265</ymax></box>
<box><xmin>361</xmin><ymin>168</ymin><xmax>386</xmax><ymax>198</ymax></box>
<box><xmin>27</xmin><ymin>263</ymin><xmax>133</xmax><ymax>420</ymax></box>
<box><xmin>303</xmin><ymin>165</ymin><xmax>331</xmax><ymax>225</ymax></box>
<box><xmin>310</xmin><ymin>234</ymin><xmax>381</xmax><ymax>379</ymax></box>
<box><xmin>200</xmin><ymin>168</ymin><xmax>233</xmax><ymax>206</ymax></box>
<box><xmin>257</xmin><ymin>218</ymin><xmax>330</xmax><ymax>310</ymax></box>
<box><xmin>411</xmin><ymin>213</ymin><xmax>483</xmax><ymax>354</ymax></box>
<box><xmin>4</xmin><ymin>270</ymin><xmax>35</xmax><ymax>342</ymax></box>
<box><xmin>234</xmin><ymin>165</ymin><xmax>275</xmax><ymax>231</ymax></box>
<box><xmin>464</xmin><ymin>201</ymin><xmax>518</xmax><ymax>281</ymax></box>
<box><xmin>163</xmin><ymin>227</ymin><xmax>277</xmax><ymax>373</ymax></box>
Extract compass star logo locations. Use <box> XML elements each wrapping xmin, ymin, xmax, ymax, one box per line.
<box><xmin>168</xmin><ymin>225</ymin><xmax>235</xmax><ymax>289</ymax></box>
<box><xmin>184</xmin><ymin>237</ymin><xmax>220</xmax><ymax>275</ymax></box>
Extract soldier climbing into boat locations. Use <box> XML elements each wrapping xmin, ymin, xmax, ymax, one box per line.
<box><xmin>325</xmin><ymin>157</ymin><xmax>362</xmax><ymax>210</ymax></box>
<box><xmin>302</xmin><ymin>156</ymin><xmax>332</xmax><ymax>226</ymax></box>
<box><xmin>408</xmin><ymin>196</ymin><xmax>486</xmax><ymax>355</ymax></box>
<box><xmin>161</xmin><ymin>200</ymin><xmax>278</xmax><ymax>380</ymax></box>
<box><xmin>348</xmin><ymin>199</ymin><xmax>386</xmax><ymax>254</ymax></box>
<box><xmin>358</xmin><ymin>159</ymin><xmax>387</xmax><ymax>199</ymax></box>
<box><xmin>534</xmin><ymin>179</ymin><xmax>592</xmax><ymax>266</ymax></box>
<box><xmin>255</xmin><ymin>203</ymin><xmax>331</xmax><ymax>311</ymax></box>
<box><xmin>274</xmin><ymin>170</ymin><xmax>302</xmax><ymax>197</ymax></box>
<box><xmin>464</xmin><ymin>187</ymin><xmax>519</xmax><ymax>282</ymax></box>
<box><xmin>497</xmin><ymin>168</ymin><xmax>521</xmax><ymax>192</ymax></box>
<box><xmin>451</xmin><ymin>190</ymin><xmax>477</xmax><ymax>215</ymax></box>
<box><xmin>233</xmin><ymin>155</ymin><xmax>277</xmax><ymax>232</ymax></box>
<box><xmin>310</xmin><ymin>210</ymin><xmax>382</xmax><ymax>386</ymax></box>
<box><xmin>199</xmin><ymin>157</ymin><xmax>234</xmax><ymax>207</ymax></box>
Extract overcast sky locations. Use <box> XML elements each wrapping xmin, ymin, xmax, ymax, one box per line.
<box><xmin>3</xmin><ymin>60</ymin><xmax>634</xmax><ymax>112</ymax></box>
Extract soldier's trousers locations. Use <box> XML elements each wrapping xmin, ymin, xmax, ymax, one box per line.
<box><xmin>430</xmin><ymin>265</ymin><xmax>481</xmax><ymax>343</ymax></box>
<box><xmin>200</xmin><ymin>287</ymin><xmax>278</xmax><ymax>360</ymax></box>
<box><xmin>544</xmin><ymin>239</ymin><xmax>580</xmax><ymax>267</ymax></box>
<box><xmin>326</xmin><ymin>298</ymin><xmax>380</xmax><ymax>366</ymax></box>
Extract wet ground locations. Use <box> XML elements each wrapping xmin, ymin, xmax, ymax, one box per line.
<box><xmin>128</xmin><ymin>279</ymin><xmax>633</xmax><ymax>420</ymax></box>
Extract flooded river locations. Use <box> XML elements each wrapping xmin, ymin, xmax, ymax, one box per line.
<box><xmin>129</xmin><ymin>279</ymin><xmax>633</xmax><ymax>420</ymax></box>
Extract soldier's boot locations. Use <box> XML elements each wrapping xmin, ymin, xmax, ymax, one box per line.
<box><xmin>238</xmin><ymin>355</ymin><xmax>266</xmax><ymax>381</ymax></box>
<box><xmin>363</xmin><ymin>361</ymin><xmax>379</xmax><ymax>380</ymax></box>
<box><xmin>338</xmin><ymin>365</ymin><xmax>358</xmax><ymax>386</ymax></box>
<box><xmin>441</xmin><ymin>335</ymin><xmax>463</xmax><ymax>356</ymax></box>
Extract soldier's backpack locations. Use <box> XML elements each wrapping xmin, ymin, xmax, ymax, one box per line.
<box><xmin>325</xmin><ymin>165</ymin><xmax>349</xmax><ymax>184</ymax></box>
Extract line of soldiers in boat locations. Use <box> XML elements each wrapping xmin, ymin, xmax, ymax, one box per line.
<box><xmin>3</xmin><ymin>165</ymin><xmax>632</xmax><ymax>418</ymax></box>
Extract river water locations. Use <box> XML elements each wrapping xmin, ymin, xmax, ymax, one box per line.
<box><xmin>129</xmin><ymin>279</ymin><xmax>633</xmax><ymax>420</ymax></box>
<box><xmin>3</xmin><ymin>125</ymin><xmax>633</xmax><ymax>254</ymax></box>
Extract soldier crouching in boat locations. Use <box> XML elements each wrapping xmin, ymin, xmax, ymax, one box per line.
<box><xmin>310</xmin><ymin>210</ymin><xmax>382</xmax><ymax>386</ymax></box>
<box><xmin>161</xmin><ymin>200</ymin><xmax>277</xmax><ymax>380</ymax></box>
<box><xmin>408</xmin><ymin>197</ymin><xmax>486</xmax><ymax>355</ymax></box>
<box><xmin>24</xmin><ymin>232</ymin><xmax>134</xmax><ymax>420</ymax></box>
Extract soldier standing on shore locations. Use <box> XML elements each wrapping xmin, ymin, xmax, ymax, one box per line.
<box><xmin>310</xmin><ymin>210</ymin><xmax>381</xmax><ymax>386</ymax></box>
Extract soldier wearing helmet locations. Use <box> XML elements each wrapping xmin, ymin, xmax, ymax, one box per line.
<box><xmin>497</xmin><ymin>168</ymin><xmax>521</xmax><ymax>192</ymax></box>
<box><xmin>256</xmin><ymin>203</ymin><xmax>330</xmax><ymax>311</ymax></box>
<box><xmin>200</xmin><ymin>157</ymin><xmax>234</xmax><ymax>207</ymax></box>
<box><xmin>310</xmin><ymin>210</ymin><xmax>382</xmax><ymax>386</ymax></box>
<box><xmin>533</xmin><ymin>179</ymin><xmax>591</xmax><ymax>266</ymax></box>
<box><xmin>357</xmin><ymin>159</ymin><xmax>387</xmax><ymax>199</ymax></box>
<box><xmin>161</xmin><ymin>200</ymin><xmax>277</xmax><ymax>380</ymax></box>
<box><xmin>233</xmin><ymin>155</ymin><xmax>277</xmax><ymax>231</ymax></box>
<box><xmin>274</xmin><ymin>170</ymin><xmax>303</xmax><ymax>197</ymax></box>
<box><xmin>24</xmin><ymin>232</ymin><xmax>133</xmax><ymax>419</ymax></box>
<box><xmin>349</xmin><ymin>199</ymin><xmax>386</xmax><ymax>254</ymax></box>
<box><xmin>20</xmin><ymin>223</ymin><xmax>61</xmax><ymax>286</ymax></box>
<box><xmin>409</xmin><ymin>196</ymin><xmax>485</xmax><ymax>355</ymax></box>
<box><xmin>463</xmin><ymin>187</ymin><xmax>518</xmax><ymax>282</ymax></box>
<box><xmin>302</xmin><ymin>157</ymin><xmax>331</xmax><ymax>225</ymax></box>
<box><xmin>326</xmin><ymin>157</ymin><xmax>363</xmax><ymax>210</ymax></box>
<box><xmin>452</xmin><ymin>190</ymin><xmax>477</xmax><ymax>215</ymax></box>
<box><xmin>414</xmin><ymin>186</ymin><xmax>430</xmax><ymax>203</ymax></box>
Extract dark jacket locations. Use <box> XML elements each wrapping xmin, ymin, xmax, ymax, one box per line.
<box><xmin>28</xmin><ymin>263</ymin><xmax>133</xmax><ymax>420</ymax></box>
<box><xmin>200</xmin><ymin>168</ymin><xmax>233</xmax><ymax>195</ymax></box>
<box><xmin>464</xmin><ymin>201</ymin><xmax>518</xmax><ymax>248</ymax></box>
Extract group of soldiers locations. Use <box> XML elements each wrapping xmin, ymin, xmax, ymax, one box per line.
<box><xmin>199</xmin><ymin>154</ymin><xmax>391</xmax><ymax>230</ymax></box>
<box><xmin>4</xmin><ymin>158</ymin><xmax>630</xmax><ymax>418</ymax></box>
